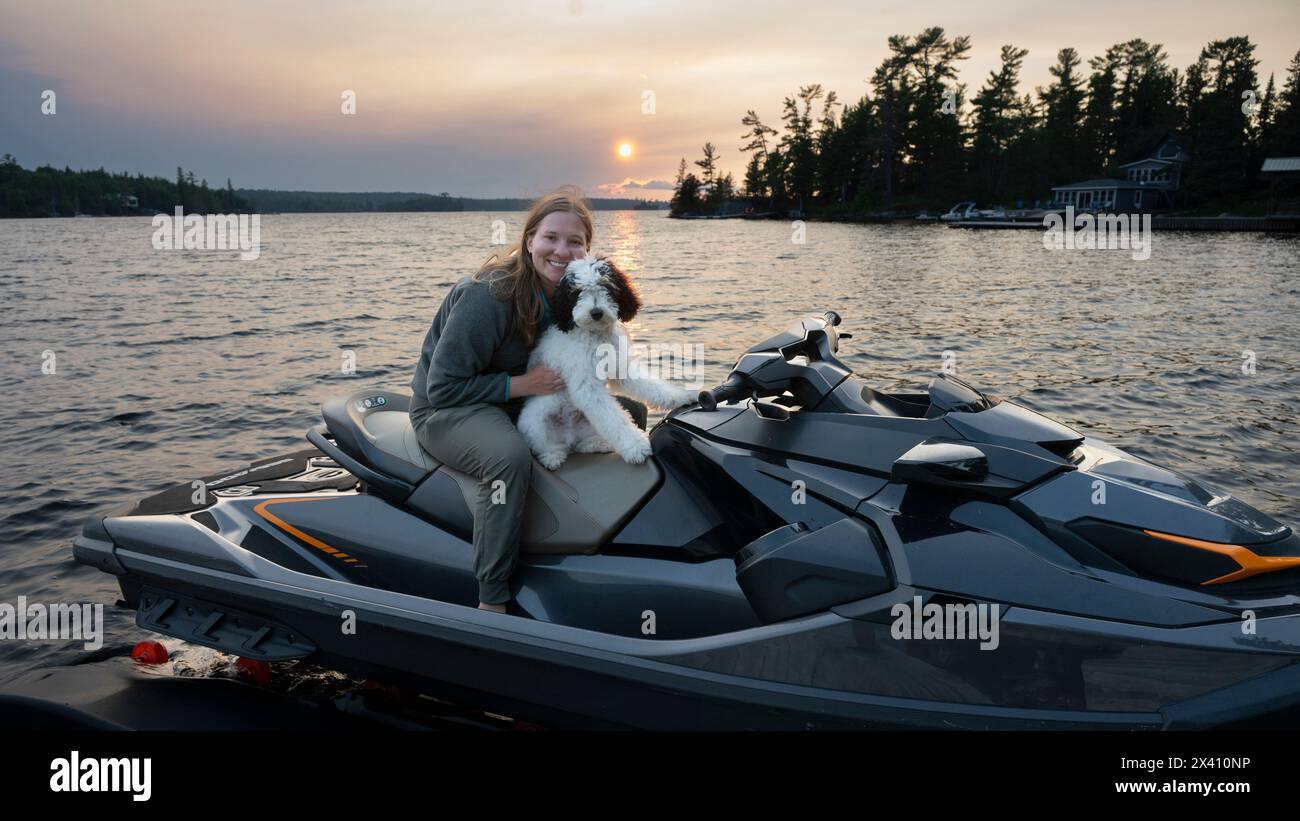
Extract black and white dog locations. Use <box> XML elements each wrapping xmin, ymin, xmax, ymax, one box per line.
<box><xmin>518</xmin><ymin>256</ymin><xmax>697</xmax><ymax>470</ymax></box>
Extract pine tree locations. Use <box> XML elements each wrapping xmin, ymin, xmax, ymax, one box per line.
<box><xmin>869</xmin><ymin>42</ymin><xmax>912</xmax><ymax>206</ymax></box>
<box><xmin>1039</xmin><ymin>48</ymin><xmax>1089</xmax><ymax>185</ymax></box>
<box><xmin>671</xmin><ymin>173</ymin><xmax>702</xmax><ymax>215</ymax></box>
<box><xmin>1084</xmin><ymin>50</ymin><xmax>1120</xmax><ymax>171</ymax></box>
<box><xmin>778</xmin><ymin>85</ymin><xmax>825</xmax><ymax>211</ymax></box>
<box><xmin>970</xmin><ymin>45</ymin><xmax>1030</xmax><ymax>200</ymax></box>
<box><xmin>740</xmin><ymin>110</ymin><xmax>778</xmax><ymax>206</ymax></box>
<box><xmin>694</xmin><ymin>143</ymin><xmax>718</xmax><ymax>188</ymax></box>
<box><xmin>1182</xmin><ymin>36</ymin><xmax>1260</xmax><ymax>200</ymax></box>
<box><xmin>742</xmin><ymin>153</ymin><xmax>765</xmax><ymax>200</ymax></box>
<box><xmin>1270</xmin><ymin>50</ymin><xmax>1300</xmax><ymax>154</ymax></box>
<box><xmin>903</xmin><ymin>27</ymin><xmax>971</xmax><ymax>201</ymax></box>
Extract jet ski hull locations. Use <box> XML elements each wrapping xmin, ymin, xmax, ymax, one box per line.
<box><xmin>69</xmin><ymin>313</ymin><xmax>1300</xmax><ymax>730</ymax></box>
<box><xmin>75</xmin><ymin>499</ymin><xmax>1300</xmax><ymax>730</ymax></box>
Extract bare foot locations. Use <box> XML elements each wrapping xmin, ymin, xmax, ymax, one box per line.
<box><xmin>478</xmin><ymin>602</ymin><xmax>508</xmax><ymax>614</ymax></box>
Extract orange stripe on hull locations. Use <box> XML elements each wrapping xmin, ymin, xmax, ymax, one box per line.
<box><xmin>253</xmin><ymin>498</ymin><xmax>368</xmax><ymax>569</ymax></box>
<box><xmin>1143</xmin><ymin>529</ymin><xmax>1300</xmax><ymax>585</ymax></box>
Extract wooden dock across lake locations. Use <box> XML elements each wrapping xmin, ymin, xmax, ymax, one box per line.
<box><xmin>948</xmin><ymin>215</ymin><xmax>1300</xmax><ymax>232</ymax></box>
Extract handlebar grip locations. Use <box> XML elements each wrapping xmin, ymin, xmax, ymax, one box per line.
<box><xmin>698</xmin><ymin>375</ymin><xmax>749</xmax><ymax>411</ymax></box>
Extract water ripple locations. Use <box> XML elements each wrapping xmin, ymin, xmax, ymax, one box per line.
<box><xmin>1</xmin><ymin>212</ymin><xmax>1297</xmax><ymax>684</ymax></box>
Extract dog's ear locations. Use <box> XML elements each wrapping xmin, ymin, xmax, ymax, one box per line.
<box><xmin>550</xmin><ymin>273</ymin><xmax>580</xmax><ymax>333</ymax></box>
<box><xmin>601</xmin><ymin>258</ymin><xmax>641</xmax><ymax>322</ymax></box>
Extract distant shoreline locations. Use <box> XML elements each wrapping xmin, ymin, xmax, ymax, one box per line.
<box><xmin>0</xmin><ymin>155</ymin><xmax>668</xmax><ymax>218</ymax></box>
<box><xmin>234</xmin><ymin>189</ymin><xmax>668</xmax><ymax>214</ymax></box>
<box><xmin>0</xmin><ymin>208</ymin><xmax>670</xmax><ymax>218</ymax></box>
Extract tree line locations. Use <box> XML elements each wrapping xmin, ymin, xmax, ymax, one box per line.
<box><xmin>237</xmin><ymin>190</ymin><xmax>664</xmax><ymax>212</ymax></box>
<box><xmin>671</xmin><ymin>30</ymin><xmax>1300</xmax><ymax>216</ymax></box>
<box><xmin>0</xmin><ymin>157</ymin><xmax>254</xmax><ymax>218</ymax></box>
<box><xmin>0</xmin><ymin>158</ymin><xmax>668</xmax><ymax>217</ymax></box>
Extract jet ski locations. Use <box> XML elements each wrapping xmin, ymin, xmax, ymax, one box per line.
<box><xmin>72</xmin><ymin>311</ymin><xmax>1300</xmax><ymax>729</ymax></box>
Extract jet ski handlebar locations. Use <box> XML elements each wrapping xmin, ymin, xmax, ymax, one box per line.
<box><xmin>697</xmin><ymin>310</ymin><xmax>848</xmax><ymax>412</ymax></box>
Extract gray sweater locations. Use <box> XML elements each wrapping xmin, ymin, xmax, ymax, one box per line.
<box><xmin>409</xmin><ymin>273</ymin><xmax>534</xmax><ymax>425</ymax></box>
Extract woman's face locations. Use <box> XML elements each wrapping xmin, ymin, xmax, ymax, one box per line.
<box><xmin>527</xmin><ymin>211</ymin><xmax>588</xmax><ymax>290</ymax></box>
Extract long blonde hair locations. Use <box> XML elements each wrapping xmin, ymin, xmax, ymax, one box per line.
<box><xmin>474</xmin><ymin>185</ymin><xmax>594</xmax><ymax>345</ymax></box>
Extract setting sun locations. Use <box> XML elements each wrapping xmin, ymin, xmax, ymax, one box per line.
<box><xmin>617</xmin><ymin>142</ymin><xmax>633</xmax><ymax>158</ymax></box>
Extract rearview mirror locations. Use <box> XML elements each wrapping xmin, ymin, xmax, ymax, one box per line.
<box><xmin>892</xmin><ymin>440</ymin><xmax>989</xmax><ymax>484</ymax></box>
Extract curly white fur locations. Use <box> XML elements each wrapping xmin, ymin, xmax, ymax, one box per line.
<box><xmin>517</xmin><ymin>257</ymin><xmax>697</xmax><ymax>471</ymax></box>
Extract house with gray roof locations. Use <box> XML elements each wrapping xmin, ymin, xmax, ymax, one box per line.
<box><xmin>1261</xmin><ymin>157</ymin><xmax>1300</xmax><ymax>217</ymax></box>
<box><xmin>1050</xmin><ymin>133</ymin><xmax>1190</xmax><ymax>213</ymax></box>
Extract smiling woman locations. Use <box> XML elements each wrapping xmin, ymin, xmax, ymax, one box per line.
<box><xmin>406</xmin><ymin>186</ymin><xmax>611</xmax><ymax>613</ymax></box>
<box><xmin>528</xmin><ymin>211</ymin><xmax>589</xmax><ymax>299</ymax></box>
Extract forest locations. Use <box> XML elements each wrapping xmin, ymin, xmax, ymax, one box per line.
<box><xmin>0</xmin><ymin>159</ymin><xmax>663</xmax><ymax>218</ymax></box>
<box><xmin>0</xmin><ymin>160</ymin><xmax>255</xmax><ymax>218</ymax></box>
<box><xmin>671</xmin><ymin>31</ymin><xmax>1300</xmax><ymax>217</ymax></box>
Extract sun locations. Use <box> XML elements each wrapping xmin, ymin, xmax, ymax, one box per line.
<box><xmin>617</xmin><ymin>142</ymin><xmax>633</xmax><ymax>158</ymax></box>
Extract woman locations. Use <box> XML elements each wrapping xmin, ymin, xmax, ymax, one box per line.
<box><xmin>408</xmin><ymin>187</ymin><xmax>646</xmax><ymax>614</ymax></box>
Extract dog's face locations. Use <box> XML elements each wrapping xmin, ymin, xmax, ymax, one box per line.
<box><xmin>551</xmin><ymin>256</ymin><xmax>641</xmax><ymax>333</ymax></box>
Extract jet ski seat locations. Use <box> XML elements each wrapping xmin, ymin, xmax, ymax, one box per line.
<box><xmin>320</xmin><ymin>390</ymin><xmax>662</xmax><ymax>555</ymax></box>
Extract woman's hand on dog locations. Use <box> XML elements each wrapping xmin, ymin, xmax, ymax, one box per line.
<box><xmin>510</xmin><ymin>364</ymin><xmax>566</xmax><ymax>398</ymax></box>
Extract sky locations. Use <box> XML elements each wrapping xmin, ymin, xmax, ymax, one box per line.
<box><xmin>1</xmin><ymin>0</ymin><xmax>1297</xmax><ymax>200</ymax></box>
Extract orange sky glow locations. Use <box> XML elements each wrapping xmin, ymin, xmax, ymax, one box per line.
<box><xmin>1</xmin><ymin>0</ymin><xmax>1297</xmax><ymax>200</ymax></box>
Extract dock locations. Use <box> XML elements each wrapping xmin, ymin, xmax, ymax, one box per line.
<box><xmin>948</xmin><ymin>215</ymin><xmax>1300</xmax><ymax>232</ymax></box>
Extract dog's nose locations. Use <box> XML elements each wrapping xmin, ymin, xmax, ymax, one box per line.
<box><xmin>590</xmin><ymin>309</ymin><xmax>604</xmax><ymax>321</ymax></box>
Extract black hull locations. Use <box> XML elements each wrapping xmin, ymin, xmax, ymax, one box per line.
<box><xmin>114</xmin><ymin>567</ymin><xmax>1296</xmax><ymax>731</ymax></box>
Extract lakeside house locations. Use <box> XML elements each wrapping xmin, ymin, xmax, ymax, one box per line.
<box><xmin>1050</xmin><ymin>132</ymin><xmax>1190</xmax><ymax>213</ymax></box>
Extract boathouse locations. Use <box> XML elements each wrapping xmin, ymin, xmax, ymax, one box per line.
<box><xmin>1051</xmin><ymin>133</ymin><xmax>1190</xmax><ymax>213</ymax></box>
<box><xmin>1261</xmin><ymin>157</ymin><xmax>1300</xmax><ymax>217</ymax></box>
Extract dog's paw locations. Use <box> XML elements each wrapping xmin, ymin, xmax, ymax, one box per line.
<box><xmin>617</xmin><ymin>434</ymin><xmax>653</xmax><ymax>464</ymax></box>
<box><xmin>536</xmin><ymin>449</ymin><xmax>568</xmax><ymax>471</ymax></box>
<box><xmin>574</xmin><ymin>436</ymin><xmax>614</xmax><ymax>454</ymax></box>
<box><xmin>674</xmin><ymin>389</ymin><xmax>699</xmax><ymax>407</ymax></box>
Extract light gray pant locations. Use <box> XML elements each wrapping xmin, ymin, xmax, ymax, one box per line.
<box><xmin>412</xmin><ymin>403</ymin><xmax>531</xmax><ymax>605</ymax></box>
<box><xmin>411</xmin><ymin>397</ymin><xmax>648</xmax><ymax>606</ymax></box>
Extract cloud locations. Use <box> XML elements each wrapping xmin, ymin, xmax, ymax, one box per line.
<box><xmin>626</xmin><ymin>179</ymin><xmax>676</xmax><ymax>190</ymax></box>
<box><xmin>4</xmin><ymin>0</ymin><xmax>1297</xmax><ymax>196</ymax></box>
<box><xmin>594</xmin><ymin>177</ymin><xmax>676</xmax><ymax>198</ymax></box>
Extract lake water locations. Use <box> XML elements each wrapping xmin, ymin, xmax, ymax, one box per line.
<box><xmin>2</xmin><ymin>211</ymin><xmax>1298</xmax><ymax>685</ymax></box>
